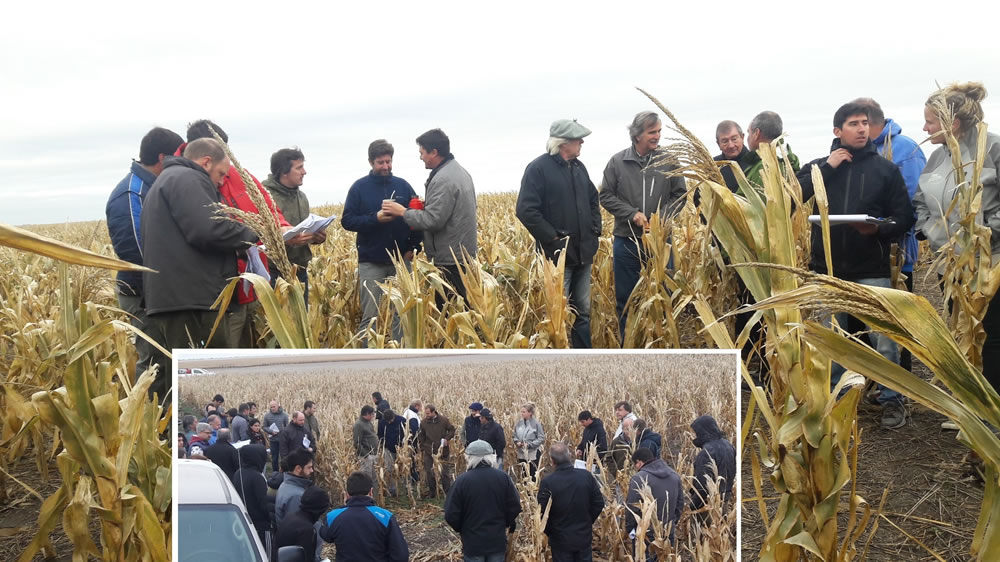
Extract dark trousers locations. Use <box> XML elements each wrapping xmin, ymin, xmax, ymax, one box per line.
<box><xmin>983</xmin><ymin>290</ymin><xmax>1000</xmax><ymax>393</ymax></box>
<box><xmin>270</xmin><ymin>439</ymin><xmax>280</xmax><ymax>473</ymax></box>
<box><xmin>147</xmin><ymin>309</ymin><xmax>231</xmax><ymax>403</ymax></box>
<box><xmin>438</xmin><ymin>264</ymin><xmax>468</xmax><ymax>307</ymax></box>
<box><xmin>551</xmin><ymin>548</ymin><xmax>593</xmax><ymax>562</ymax></box>
<box><xmin>899</xmin><ymin>273</ymin><xmax>913</xmax><ymax>371</ymax></box>
<box><xmin>734</xmin><ymin>276</ymin><xmax>767</xmax><ymax>377</ymax></box>
<box><xmin>613</xmin><ymin>236</ymin><xmax>645</xmax><ymax>343</ymax></box>
<box><xmin>518</xmin><ymin>450</ymin><xmax>541</xmax><ymax>480</ymax></box>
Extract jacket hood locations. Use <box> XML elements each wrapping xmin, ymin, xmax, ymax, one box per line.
<box><xmin>873</xmin><ymin>119</ymin><xmax>903</xmax><ymax>145</ymax></box>
<box><xmin>284</xmin><ymin>473</ymin><xmax>312</xmax><ymax>489</ymax></box>
<box><xmin>640</xmin><ymin>458</ymin><xmax>674</xmax><ymax>479</ymax></box>
<box><xmin>692</xmin><ymin>415</ymin><xmax>724</xmax><ymax>447</ymax></box>
<box><xmin>640</xmin><ymin>431</ymin><xmax>662</xmax><ymax>447</ymax></box>
<box><xmin>830</xmin><ymin>138</ymin><xmax>878</xmax><ymax>158</ymax></box>
<box><xmin>239</xmin><ymin>444</ymin><xmax>268</xmax><ymax>471</ymax></box>
<box><xmin>263</xmin><ymin>174</ymin><xmax>299</xmax><ymax>193</ymax></box>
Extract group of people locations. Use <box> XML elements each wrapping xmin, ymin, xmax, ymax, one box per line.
<box><xmin>711</xmin><ymin>82</ymin><xmax>999</xmax><ymax>430</ymax></box>
<box><xmin>179</xmin><ymin>391</ymin><xmax>735</xmax><ymax>560</ymax></box>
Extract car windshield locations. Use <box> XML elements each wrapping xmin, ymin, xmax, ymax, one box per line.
<box><xmin>178</xmin><ymin>504</ymin><xmax>262</xmax><ymax>562</ymax></box>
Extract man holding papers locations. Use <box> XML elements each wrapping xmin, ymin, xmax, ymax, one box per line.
<box><xmin>797</xmin><ymin>101</ymin><xmax>915</xmax><ymax>429</ymax></box>
<box><xmin>264</xmin><ymin>147</ymin><xmax>328</xmax><ymax>305</ymax></box>
<box><xmin>342</xmin><ymin>139</ymin><xmax>423</xmax><ymax>345</ymax></box>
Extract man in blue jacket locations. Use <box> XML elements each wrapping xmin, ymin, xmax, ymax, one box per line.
<box><xmin>105</xmin><ymin>127</ymin><xmax>183</xmax><ymax>373</ymax></box>
<box><xmin>854</xmin><ymin>97</ymin><xmax>927</xmax><ymax>373</ymax></box>
<box><xmin>319</xmin><ymin>471</ymin><xmax>409</xmax><ymax>561</ymax></box>
<box><xmin>342</xmin><ymin>139</ymin><xmax>422</xmax><ymax>345</ymax></box>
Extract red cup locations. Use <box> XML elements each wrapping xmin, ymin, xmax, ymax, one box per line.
<box><xmin>409</xmin><ymin>197</ymin><xmax>424</xmax><ymax>210</ymax></box>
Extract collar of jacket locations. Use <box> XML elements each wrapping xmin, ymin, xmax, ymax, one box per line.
<box><xmin>830</xmin><ymin>138</ymin><xmax>877</xmax><ymax>158</ymax></box>
<box><xmin>624</xmin><ymin>145</ymin><xmax>657</xmax><ymax>166</ymax></box>
<box><xmin>554</xmin><ymin>461</ymin><xmax>574</xmax><ymax>471</ymax></box>
<box><xmin>284</xmin><ymin>473</ymin><xmax>312</xmax><ymax>488</ymax></box>
<box><xmin>425</xmin><ymin>154</ymin><xmax>455</xmax><ymax>187</ymax></box>
<box><xmin>130</xmin><ymin>160</ymin><xmax>158</xmax><ymax>186</ymax></box>
<box><xmin>548</xmin><ymin>152</ymin><xmax>580</xmax><ymax>168</ymax></box>
<box><xmin>163</xmin><ymin>156</ymin><xmax>212</xmax><ymax>178</ymax></box>
<box><xmin>346</xmin><ymin>495</ymin><xmax>376</xmax><ymax>507</ymax></box>
<box><xmin>367</xmin><ymin>170</ymin><xmax>396</xmax><ymax>185</ymax></box>
<box><xmin>263</xmin><ymin>174</ymin><xmax>299</xmax><ymax>194</ymax></box>
<box><xmin>872</xmin><ymin>118</ymin><xmax>903</xmax><ymax>146</ymax></box>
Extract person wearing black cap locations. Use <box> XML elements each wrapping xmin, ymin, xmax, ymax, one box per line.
<box><xmin>319</xmin><ymin>471</ymin><xmax>409</xmax><ymax>561</ymax></box>
<box><xmin>477</xmin><ymin>409</ymin><xmax>506</xmax><ymax>470</ymax></box>
<box><xmin>516</xmin><ymin>119</ymin><xmax>602</xmax><ymax>348</ymax></box>
<box><xmin>275</xmin><ymin>485</ymin><xmax>330</xmax><ymax>562</ymax></box>
<box><xmin>462</xmin><ymin>402</ymin><xmax>483</xmax><ymax>446</ymax></box>
<box><xmin>444</xmin><ymin>440</ymin><xmax>521</xmax><ymax>562</ymax></box>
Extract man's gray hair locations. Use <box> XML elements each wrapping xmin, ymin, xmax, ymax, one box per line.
<box><xmin>466</xmin><ymin>452</ymin><xmax>498</xmax><ymax>469</ymax></box>
<box><xmin>183</xmin><ymin>137</ymin><xmax>226</xmax><ymax>162</ymax></box>
<box><xmin>715</xmin><ymin>120</ymin><xmax>744</xmax><ymax>140</ymax></box>
<box><xmin>748</xmin><ymin>111</ymin><xmax>784</xmax><ymax>143</ymax></box>
<box><xmin>629</xmin><ymin>111</ymin><xmax>660</xmax><ymax>142</ymax></box>
<box><xmin>851</xmin><ymin>97</ymin><xmax>885</xmax><ymax>126</ymax></box>
<box><xmin>549</xmin><ymin>441</ymin><xmax>572</xmax><ymax>465</ymax></box>
<box><xmin>547</xmin><ymin>136</ymin><xmax>570</xmax><ymax>155</ymax></box>
<box><xmin>196</xmin><ymin>422</ymin><xmax>211</xmax><ymax>433</ymax></box>
<box><xmin>217</xmin><ymin>428</ymin><xmax>231</xmax><ymax>443</ymax></box>
<box><xmin>207</xmin><ymin>414</ymin><xmax>220</xmax><ymax>424</ymax></box>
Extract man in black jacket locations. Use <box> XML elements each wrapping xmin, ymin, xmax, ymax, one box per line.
<box><xmin>444</xmin><ymin>440</ymin><xmax>521</xmax><ymax>561</ymax></box>
<box><xmin>477</xmin><ymin>409</ymin><xmax>506</xmax><ymax>469</ymax></box>
<box><xmin>276</xmin><ymin>485</ymin><xmax>330</xmax><ymax>562</ymax></box>
<box><xmin>797</xmin><ymin>102</ymin><xmax>915</xmax><ymax>429</ymax></box>
<box><xmin>278</xmin><ymin>411</ymin><xmax>316</xmax><ymax>467</ymax></box>
<box><xmin>626</xmin><ymin>447</ymin><xmax>683</xmax><ymax>550</ymax></box>
<box><xmin>516</xmin><ymin>119</ymin><xmax>602</xmax><ymax>348</ymax></box>
<box><xmin>688</xmin><ymin>415</ymin><xmax>736</xmax><ymax>520</ymax></box>
<box><xmin>231</xmin><ymin>444</ymin><xmax>270</xmax><ymax>544</ymax></box>
<box><xmin>319</xmin><ymin>471</ymin><xmax>409</xmax><ymax>561</ymax></box>
<box><xmin>537</xmin><ymin>442</ymin><xmax>605</xmax><ymax>561</ymax></box>
<box><xmin>713</xmin><ymin>120</ymin><xmax>756</xmax><ymax>192</ymax></box>
<box><xmin>575</xmin><ymin>410</ymin><xmax>608</xmax><ymax>462</ymax></box>
<box><xmin>204</xmin><ymin>429</ymin><xmax>240</xmax><ymax>483</ymax></box>
<box><xmin>141</xmin><ymin>138</ymin><xmax>258</xmax><ymax>401</ymax></box>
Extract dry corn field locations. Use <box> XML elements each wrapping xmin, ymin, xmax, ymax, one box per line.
<box><xmin>177</xmin><ymin>352</ymin><xmax>738</xmax><ymax>561</ymax></box>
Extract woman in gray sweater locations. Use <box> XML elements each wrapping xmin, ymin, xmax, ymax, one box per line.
<box><xmin>513</xmin><ymin>402</ymin><xmax>546</xmax><ymax>480</ymax></box>
<box><xmin>913</xmin><ymin>81</ymin><xmax>1000</xmax><ymax>395</ymax></box>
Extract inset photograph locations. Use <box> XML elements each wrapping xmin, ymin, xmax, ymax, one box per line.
<box><xmin>174</xmin><ymin>351</ymin><xmax>737</xmax><ymax>561</ymax></box>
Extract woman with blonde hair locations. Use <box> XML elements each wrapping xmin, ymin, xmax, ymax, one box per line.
<box><xmin>914</xmin><ymin>81</ymin><xmax>1000</xmax><ymax>395</ymax></box>
<box><xmin>513</xmin><ymin>402</ymin><xmax>546</xmax><ymax>479</ymax></box>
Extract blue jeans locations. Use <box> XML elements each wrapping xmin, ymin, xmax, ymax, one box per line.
<box><xmin>564</xmin><ymin>264</ymin><xmax>592</xmax><ymax>348</ymax></box>
<box><xmin>464</xmin><ymin>553</ymin><xmax>505</xmax><ymax>562</ymax></box>
<box><xmin>613</xmin><ymin>236</ymin><xmax>674</xmax><ymax>344</ymax></box>
<box><xmin>826</xmin><ymin>277</ymin><xmax>902</xmax><ymax>404</ymax></box>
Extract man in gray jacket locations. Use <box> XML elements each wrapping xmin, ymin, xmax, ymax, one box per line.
<box><xmin>263</xmin><ymin>400</ymin><xmax>290</xmax><ymax>472</ymax></box>
<box><xmin>141</xmin><ymin>138</ymin><xmax>259</xmax><ymax>402</ymax></box>
<box><xmin>230</xmin><ymin>403</ymin><xmax>251</xmax><ymax>442</ymax></box>
<box><xmin>600</xmin><ymin>111</ymin><xmax>687</xmax><ymax>343</ymax></box>
<box><xmin>353</xmin><ymin>405</ymin><xmax>380</xmax><ymax>492</ymax></box>
<box><xmin>275</xmin><ymin>448</ymin><xmax>314</xmax><ymax>525</ymax></box>
<box><xmin>382</xmin><ymin>128</ymin><xmax>477</xmax><ymax>302</ymax></box>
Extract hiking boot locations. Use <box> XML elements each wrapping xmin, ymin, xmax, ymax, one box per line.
<box><xmin>881</xmin><ymin>400</ymin><xmax>907</xmax><ymax>429</ymax></box>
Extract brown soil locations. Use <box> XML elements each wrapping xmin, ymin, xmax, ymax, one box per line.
<box><xmin>741</xmin><ymin>269</ymin><xmax>985</xmax><ymax>561</ymax></box>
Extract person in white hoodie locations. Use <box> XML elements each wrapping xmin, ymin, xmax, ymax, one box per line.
<box><xmin>913</xmin><ymin>81</ymin><xmax>1000</xmax><ymax>396</ymax></box>
<box><xmin>513</xmin><ymin>402</ymin><xmax>546</xmax><ymax>480</ymax></box>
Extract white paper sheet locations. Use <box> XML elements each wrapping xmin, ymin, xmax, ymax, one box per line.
<box><xmin>282</xmin><ymin>213</ymin><xmax>336</xmax><ymax>241</ymax></box>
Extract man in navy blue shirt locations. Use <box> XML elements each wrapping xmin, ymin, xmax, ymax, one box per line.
<box><xmin>319</xmin><ymin>471</ymin><xmax>409</xmax><ymax>561</ymax></box>
<box><xmin>341</xmin><ymin>139</ymin><xmax>422</xmax><ymax>346</ymax></box>
<box><xmin>105</xmin><ymin>127</ymin><xmax>183</xmax><ymax>373</ymax></box>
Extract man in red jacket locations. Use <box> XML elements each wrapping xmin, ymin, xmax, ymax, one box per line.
<box><xmin>179</xmin><ymin>120</ymin><xmax>312</xmax><ymax>347</ymax></box>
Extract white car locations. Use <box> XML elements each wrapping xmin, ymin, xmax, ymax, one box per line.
<box><xmin>177</xmin><ymin>368</ymin><xmax>216</xmax><ymax>376</ymax></box>
<box><xmin>177</xmin><ymin>459</ymin><xmax>304</xmax><ymax>562</ymax></box>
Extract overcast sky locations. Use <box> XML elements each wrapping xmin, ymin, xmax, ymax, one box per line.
<box><xmin>2</xmin><ymin>1</ymin><xmax>997</xmax><ymax>226</ymax></box>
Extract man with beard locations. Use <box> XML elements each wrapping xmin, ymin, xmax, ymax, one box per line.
<box><xmin>343</xmin><ymin>139</ymin><xmax>423</xmax><ymax>343</ymax></box>
<box><xmin>275</xmin><ymin>448</ymin><xmax>314</xmax><ymax>526</ymax></box>
<box><xmin>278</xmin><ymin>411</ymin><xmax>316</xmax><ymax>466</ymax></box>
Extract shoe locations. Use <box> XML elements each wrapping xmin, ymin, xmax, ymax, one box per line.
<box><xmin>881</xmin><ymin>401</ymin><xmax>907</xmax><ymax>429</ymax></box>
<box><xmin>941</xmin><ymin>420</ymin><xmax>959</xmax><ymax>431</ymax></box>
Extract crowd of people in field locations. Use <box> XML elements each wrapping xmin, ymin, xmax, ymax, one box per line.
<box><xmin>110</xmin><ymin>80</ymin><xmax>999</xmax><ymax>425</ymax></box>
<box><xmin>178</xmin><ymin>392</ymin><xmax>735</xmax><ymax>561</ymax></box>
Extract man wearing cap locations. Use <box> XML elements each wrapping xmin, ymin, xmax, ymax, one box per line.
<box><xmin>600</xmin><ymin>111</ymin><xmax>688</xmax><ymax>343</ymax></box>
<box><xmin>462</xmin><ymin>402</ymin><xmax>484</xmax><ymax>446</ymax></box>
<box><xmin>444</xmin><ymin>440</ymin><xmax>521</xmax><ymax>562</ymax></box>
<box><xmin>516</xmin><ymin>119</ymin><xmax>602</xmax><ymax>348</ymax></box>
<box><xmin>478</xmin><ymin>409</ymin><xmax>506</xmax><ymax>470</ymax></box>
